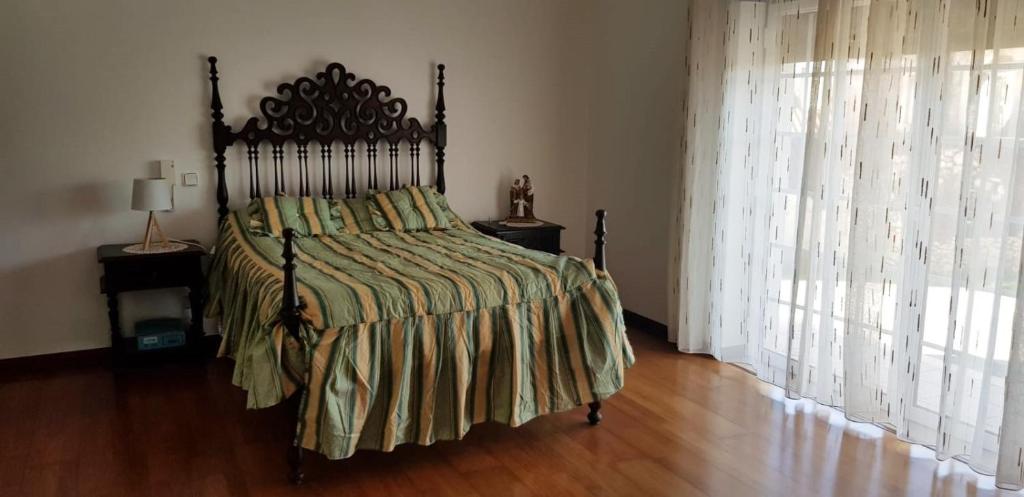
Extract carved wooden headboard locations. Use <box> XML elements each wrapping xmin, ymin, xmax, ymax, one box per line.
<box><xmin>207</xmin><ymin>57</ymin><xmax>447</xmax><ymax>225</ymax></box>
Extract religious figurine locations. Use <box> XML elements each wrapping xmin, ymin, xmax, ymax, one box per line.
<box><xmin>521</xmin><ymin>175</ymin><xmax>535</xmax><ymax>221</ymax></box>
<box><xmin>508</xmin><ymin>178</ymin><xmax>523</xmax><ymax>219</ymax></box>
<box><xmin>503</xmin><ymin>175</ymin><xmax>542</xmax><ymax>226</ymax></box>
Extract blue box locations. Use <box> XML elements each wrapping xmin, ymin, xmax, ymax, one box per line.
<box><xmin>135</xmin><ymin>318</ymin><xmax>187</xmax><ymax>350</ymax></box>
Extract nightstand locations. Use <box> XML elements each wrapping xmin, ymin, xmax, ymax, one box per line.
<box><xmin>471</xmin><ymin>220</ymin><xmax>564</xmax><ymax>255</ymax></box>
<box><xmin>97</xmin><ymin>242</ymin><xmax>206</xmax><ymax>366</ymax></box>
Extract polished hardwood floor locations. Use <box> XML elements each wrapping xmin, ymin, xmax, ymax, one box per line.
<box><xmin>1</xmin><ymin>329</ymin><xmax>1017</xmax><ymax>497</ymax></box>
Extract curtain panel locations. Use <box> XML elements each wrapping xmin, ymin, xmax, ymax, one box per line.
<box><xmin>670</xmin><ymin>0</ymin><xmax>1024</xmax><ymax>489</ymax></box>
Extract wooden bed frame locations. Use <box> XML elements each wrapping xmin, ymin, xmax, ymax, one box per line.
<box><xmin>206</xmin><ymin>57</ymin><xmax>608</xmax><ymax>484</ymax></box>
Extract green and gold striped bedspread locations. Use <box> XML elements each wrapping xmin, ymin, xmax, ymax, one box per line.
<box><xmin>207</xmin><ymin>210</ymin><xmax>634</xmax><ymax>459</ymax></box>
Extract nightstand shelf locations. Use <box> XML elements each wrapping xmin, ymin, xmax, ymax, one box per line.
<box><xmin>471</xmin><ymin>220</ymin><xmax>564</xmax><ymax>255</ymax></box>
<box><xmin>97</xmin><ymin>242</ymin><xmax>206</xmax><ymax>367</ymax></box>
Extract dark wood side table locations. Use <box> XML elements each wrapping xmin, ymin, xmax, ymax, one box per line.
<box><xmin>97</xmin><ymin>242</ymin><xmax>206</xmax><ymax>366</ymax></box>
<box><xmin>471</xmin><ymin>220</ymin><xmax>564</xmax><ymax>255</ymax></box>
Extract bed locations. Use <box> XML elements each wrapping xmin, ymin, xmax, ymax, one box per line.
<box><xmin>204</xmin><ymin>57</ymin><xmax>634</xmax><ymax>484</ymax></box>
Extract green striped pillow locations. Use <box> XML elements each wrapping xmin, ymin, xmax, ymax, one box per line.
<box><xmin>370</xmin><ymin>186</ymin><xmax>451</xmax><ymax>232</ymax></box>
<box><xmin>428</xmin><ymin>189</ymin><xmax>471</xmax><ymax>230</ymax></box>
<box><xmin>247</xmin><ymin>196</ymin><xmax>340</xmax><ymax>237</ymax></box>
<box><xmin>329</xmin><ymin>198</ymin><xmax>381</xmax><ymax>234</ymax></box>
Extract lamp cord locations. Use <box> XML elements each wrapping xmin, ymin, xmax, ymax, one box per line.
<box><xmin>168</xmin><ymin>238</ymin><xmax>212</xmax><ymax>254</ymax></box>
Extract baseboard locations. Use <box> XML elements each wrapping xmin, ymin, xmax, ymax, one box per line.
<box><xmin>623</xmin><ymin>309</ymin><xmax>668</xmax><ymax>340</ymax></box>
<box><xmin>0</xmin><ymin>335</ymin><xmax>222</xmax><ymax>378</ymax></box>
<box><xmin>0</xmin><ymin>347</ymin><xmax>111</xmax><ymax>377</ymax></box>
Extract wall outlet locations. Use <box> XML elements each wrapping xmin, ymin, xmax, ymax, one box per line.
<box><xmin>158</xmin><ymin>160</ymin><xmax>175</xmax><ymax>210</ymax></box>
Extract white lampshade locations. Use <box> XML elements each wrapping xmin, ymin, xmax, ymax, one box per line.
<box><xmin>131</xmin><ymin>178</ymin><xmax>172</xmax><ymax>211</ymax></box>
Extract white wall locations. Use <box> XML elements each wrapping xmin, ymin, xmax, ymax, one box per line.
<box><xmin>0</xmin><ymin>0</ymin><xmax>596</xmax><ymax>359</ymax></box>
<box><xmin>0</xmin><ymin>0</ymin><xmax>687</xmax><ymax>359</ymax></box>
<box><xmin>584</xmin><ymin>0</ymin><xmax>688</xmax><ymax>325</ymax></box>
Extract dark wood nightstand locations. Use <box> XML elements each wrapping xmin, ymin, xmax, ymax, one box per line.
<box><xmin>471</xmin><ymin>220</ymin><xmax>564</xmax><ymax>255</ymax></box>
<box><xmin>97</xmin><ymin>242</ymin><xmax>206</xmax><ymax>367</ymax></box>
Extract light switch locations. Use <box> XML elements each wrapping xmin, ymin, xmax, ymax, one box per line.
<box><xmin>183</xmin><ymin>172</ymin><xmax>199</xmax><ymax>186</ymax></box>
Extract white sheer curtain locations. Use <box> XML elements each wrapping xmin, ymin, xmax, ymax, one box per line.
<box><xmin>669</xmin><ymin>0</ymin><xmax>1024</xmax><ymax>489</ymax></box>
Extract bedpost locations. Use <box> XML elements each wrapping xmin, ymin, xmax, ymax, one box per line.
<box><xmin>587</xmin><ymin>209</ymin><xmax>607</xmax><ymax>426</ymax></box>
<box><xmin>593</xmin><ymin>209</ymin><xmax>607</xmax><ymax>272</ymax></box>
<box><xmin>209</xmin><ymin>56</ymin><xmax>230</xmax><ymax>225</ymax></box>
<box><xmin>287</xmin><ymin>392</ymin><xmax>305</xmax><ymax>485</ymax></box>
<box><xmin>280</xmin><ymin>228</ymin><xmax>306</xmax><ymax>484</ymax></box>
<box><xmin>280</xmin><ymin>228</ymin><xmax>303</xmax><ymax>341</ymax></box>
<box><xmin>434</xmin><ymin>63</ymin><xmax>447</xmax><ymax>194</ymax></box>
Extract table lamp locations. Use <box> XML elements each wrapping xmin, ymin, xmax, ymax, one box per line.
<box><xmin>126</xmin><ymin>178</ymin><xmax>176</xmax><ymax>252</ymax></box>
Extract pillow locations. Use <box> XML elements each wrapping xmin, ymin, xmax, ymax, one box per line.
<box><xmin>370</xmin><ymin>186</ymin><xmax>451</xmax><ymax>232</ymax></box>
<box><xmin>429</xmin><ymin>189</ymin><xmax>471</xmax><ymax>230</ymax></box>
<box><xmin>329</xmin><ymin>197</ymin><xmax>380</xmax><ymax>234</ymax></box>
<box><xmin>247</xmin><ymin>196</ymin><xmax>340</xmax><ymax>237</ymax></box>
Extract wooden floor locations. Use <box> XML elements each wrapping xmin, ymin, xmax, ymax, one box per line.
<box><xmin>0</xmin><ymin>329</ymin><xmax>1017</xmax><ymax>497</ymax></box>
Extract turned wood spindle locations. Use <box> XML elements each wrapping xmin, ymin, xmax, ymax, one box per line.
<box><xmin>321</xmin><ymin>144</ymin><xmax>332</xmax><ymax>199</ymax></box>
<box><xmin>297</xmin><ymin>143</ymin><xmax>310</xmax><ymax>196</ymax></box>
<box><xmin>367</xmin><ymin>141</ymin><xmax>378</xmax><ymax>191</ymax></box>
<box><xmin>344</xmin><ymin>143</ymin><xmax>355</xmax><ymax>199</ymax></box>
<box><xmin>272</xmin><ymin>144</ymin><xmax>285</xmax><ymax>195</ymax></box>
<box><xmin>389</xmin><ymin>143</ymin><xmax>399</xmax><ymax>190</ymax></box>
<box><xmin>410</xmin><ymin>142</ymin><xmax>421</xmax><ymax>186</ymax></box>
<box><xmin>247</xmin><ymin>144</ymin><xmax>261</xmax><ymax>199</ymax></box>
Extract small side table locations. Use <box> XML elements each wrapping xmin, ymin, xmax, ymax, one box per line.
<box><xmin>471</xmin><ymin>220</ymin><xmax>564</xmax><ymax>255</ymax></box>
<box><xmin>97</xmin><ymin>242</ymin><xmax>206</xmax><ymax>366</ymax></box>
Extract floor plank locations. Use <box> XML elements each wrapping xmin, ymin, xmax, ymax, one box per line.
<box><xmin>0</xmin><ymin>329</ymin><xmax>1016</xmax><ymax>496</ymax></box>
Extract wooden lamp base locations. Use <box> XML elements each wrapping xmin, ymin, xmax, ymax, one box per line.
<box><xmin>142</xmin><ymin>211</ymin><xmax>167</xmax><ymax>251</ymax></box>
<box><xmin>122</xmin><ymin>212</ymin><xmax>186</xmax><ymax>254</ymax></box>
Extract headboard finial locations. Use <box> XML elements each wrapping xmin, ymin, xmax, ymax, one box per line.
<box><xmin>434</xmin><ymin>63</ymin><xmax>447</xmax><ymax>194</ymax></box>
<box><xmin>435</xmin><ymin>63</ymin><xmax>446</xmax><ymax>119</ymax></box>
<box><xmin>594</xmin><ymin>209</ymin><xmax>607</xmax><ymax>272</ymax></box>
<box><xmin>208</xmin><ymin>56</ymin><xmax>223</xmax><ymax>118</ymax></box>
<box><xmin>209</xmin><ymin>55</ymin><xmax>229</xmax><ymax>224</ymax></box>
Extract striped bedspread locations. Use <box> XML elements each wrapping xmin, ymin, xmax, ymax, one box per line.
<box><xmin>207</xmin><ymin>211</ymin><xmax>634</xmax><ymax>459</ymax></box>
